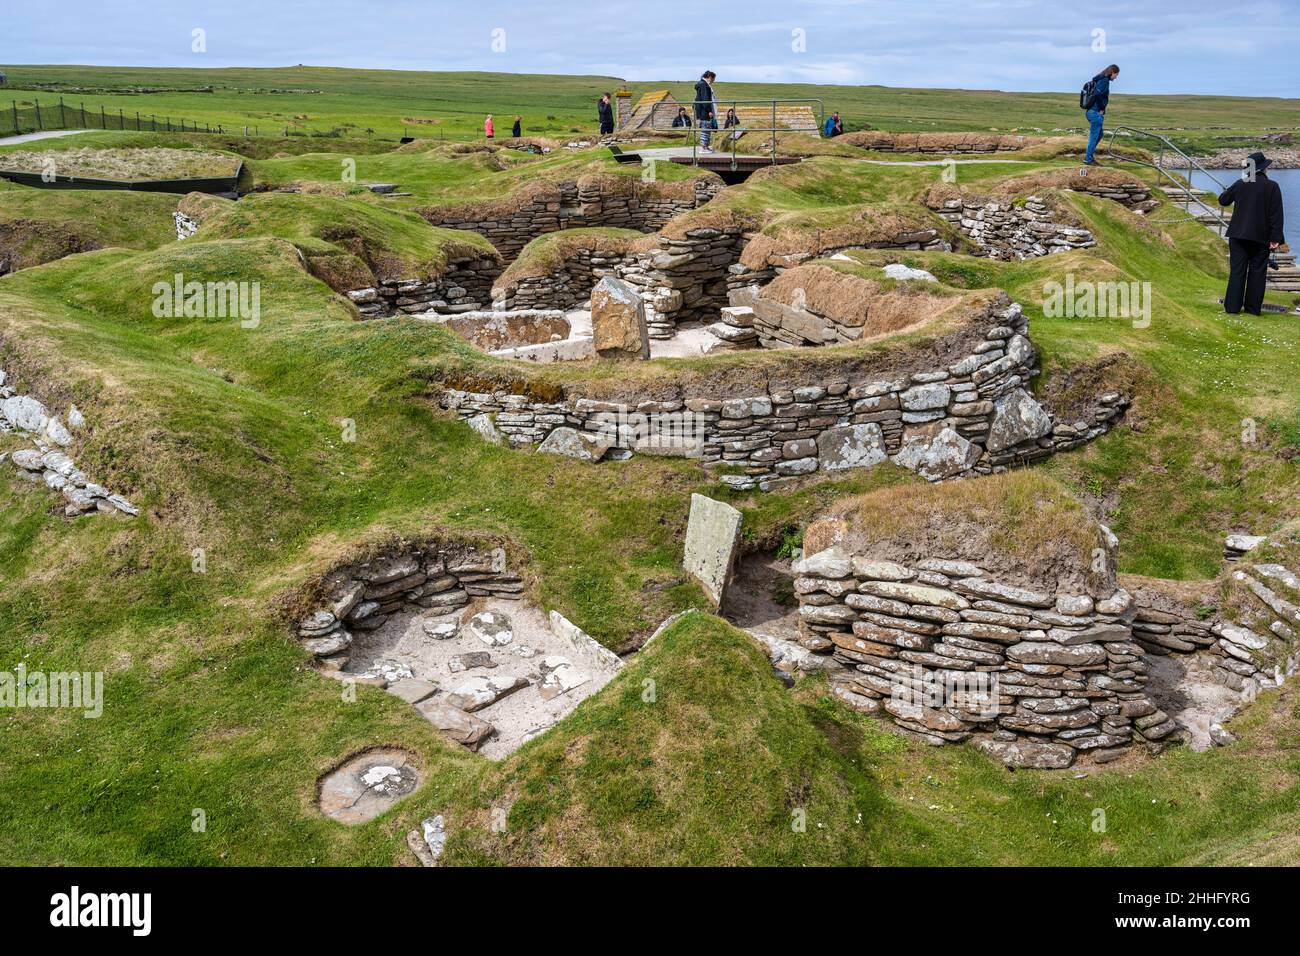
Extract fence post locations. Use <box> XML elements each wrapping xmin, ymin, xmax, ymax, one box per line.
<box><xmin>34</xmin><ymin>98</ymin><xmax>42</xmax><ymax>130</ymax></box>
<box><xmin>59</xmin><ymin>96</ymin><xmax>66</xmax><ymax>127</ymax></box>
<box><xmin>11</xmin><ymin>101</ymin><xmax>17</xmax><ymax>136</ymax></box>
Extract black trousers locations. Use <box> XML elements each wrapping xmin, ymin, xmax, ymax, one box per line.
<box><xmin>1225</xmin><ymin>238</ymin><xmax>1271</xmax><ymax>315</ymax></box>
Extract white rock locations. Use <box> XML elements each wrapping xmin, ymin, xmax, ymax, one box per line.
<box><xmin>883</xmin><ymin>263</ymin><xmax>938</xmax><ymax>283</ymax></box>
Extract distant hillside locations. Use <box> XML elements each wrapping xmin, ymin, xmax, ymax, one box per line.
<box><xmin>2</xmin><ymin>65</ymin><xmax>1296</xmax><ymax>150</ymax></box>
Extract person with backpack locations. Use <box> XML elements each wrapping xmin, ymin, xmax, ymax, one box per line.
<box><xmin>694</xmin><ymin>71</ymin><xmax>718</xmax><ymax>151</ymax></box>
<box><xmin>823</xmin><ymin>111</ymin><xmax>844</xmax><ymax>138</ymax></box>
<box><xmin>1218</xmin><ymin>151</ymin><xmax>1286</xmax><ymax>316</ymax></box>
<box><xmin>597</xmin><ymin>94</ymin><xmax>615</xmax><ymax>135</ymax></box>
<box><xmin>1081</xmin><ymin>64</ymin><xmax>1119</xmax><ymax>165</ymax></box>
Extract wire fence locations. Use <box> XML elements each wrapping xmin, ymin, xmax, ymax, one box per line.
<box><xmin>1</xmin><ymin>96</ymin><xmax>258</xmax><ymax>137</ymax></box>
<box><xmin>0</xmin><ymin>95</ymin><xmax>484</xmax><ymax>142</ymax></box>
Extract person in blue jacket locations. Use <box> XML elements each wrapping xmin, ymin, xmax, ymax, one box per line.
<box><xmin>1084</xmin><ymin>64</ymin><xmax>1120</xmax><ymax>165</ymax></box>
<box><xmin>823</xmin><ymin>112</ymin><xmax>843</xmax><ymax>138</ymax></box>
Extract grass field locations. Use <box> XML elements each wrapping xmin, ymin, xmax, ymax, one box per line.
<box><xmin>0</xmin><ymin>97</ymin><xmax>1298</xmax><ymax>865</ymax></box>
<box><xmin>2</xmin><ymin>65</ymin><xmax>1297</xmax><ymax>154</ymax></box>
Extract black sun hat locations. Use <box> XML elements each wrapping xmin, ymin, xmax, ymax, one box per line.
<box><xmin>1244</xmin><ymin>151</ymin><xmax>1273</xmax><ymax>171</ymax></box>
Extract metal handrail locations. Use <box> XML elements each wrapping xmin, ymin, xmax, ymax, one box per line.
<box><xmin>646</xmin><ymin>97</ymin><xmax>824</xmax><ymax>168</ymax></box>
<box><xmin>1103</xmin><ymin>125</ymin><xmax>1233</xmax><ymax>234</ymax></box>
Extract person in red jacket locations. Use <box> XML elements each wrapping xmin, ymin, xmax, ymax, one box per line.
<box><xmin>484</xmin><ymin>115</ymin><xmax>494</xmax><ymax>139</ymax></box>
<box><xmin>1219</xmin><ymin>151</ymin><xmax>1286</xmax><ymax>315</ymax></box>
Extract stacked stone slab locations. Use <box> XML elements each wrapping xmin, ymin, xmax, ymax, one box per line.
<box><xmin>492</xmin><ymin>247</ymin><xmax>641</xmax><ymax>312</ymax></box>
<box><xmin>792</xmin><ymin>547</ymin><xmax>1175</xmax><ymax>767</ymax></box>
<box><xmin>703</xmin><ymin>306</ymin><xmax>760</xmax><ymax>351</ymax></box>
<box><xmin>1061</xmin><ymin>179</ymin><xmax>1154</xmax><ymax>209</ymax></box>
<box><xmin>927</xmin><ymin>194</ymin><xmax>1095</xmax><ymax>260</ymax></box>
<box><xmin>421</xmin><ymin>179</ymin><xmax>720</xmax><ymax>261</ymax></box>
<box><xmin>293</xmin><ymin>543</ymin><xmax>524</xmax><ymax>671</ymax></box>
<box><xmin>2</xmin><ymin>367</ymin><xmax>138</xmax><ymax>518</ymax></box>
<box><xmin>440</xmin><ymin>300</ymin><xmax>1130</xmax><ymax>488</ymax></box>
<box><xmin>345</xmin><ymin>256</ymin><xmax>500</xmax><ymax>318</ymax></box>
<box><xmin>613</xmin><ymin>227</ymin><xmax>747</xmax><ymax>336</ymax></box>
<box><xmin>1129</xmin><ymin>561</ymin><xmax>1300</xmax><ymax>697</ymax></box>
<box><xmin>844</xmin><ymin>132</ymin><xmax>1043</xmax><ymax>153</ymax></box>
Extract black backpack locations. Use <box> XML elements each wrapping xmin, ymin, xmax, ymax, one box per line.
<box><xmin>1079</xmin><ymin>78</ymin><xmax>1097</xmax><ymax>110</ymax></box>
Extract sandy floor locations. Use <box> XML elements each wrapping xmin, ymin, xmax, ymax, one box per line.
<box><xmin>347</xmin><ymin>597</ymin><xmax>618</xmax><ymax>759</ymax></box>
<box><xmin>723</xmin><ymin>552</ymin><xmax>802</xmax><ymax>643</ymax></box>
<box><xmin>1146</xmin><ymin>652</ymin><xmax>1246</xmax><ymax>751</ymax></box>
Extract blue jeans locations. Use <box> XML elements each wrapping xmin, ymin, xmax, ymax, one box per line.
<box><xmin>1085</xmin><ymin>108</ymin><xmax>1105</xmax><ymax>162</ymax></box>
<box><xmin>700</xmin><ymin>117</ymin><xmax>717</xmax><ymax>148</ymax></box>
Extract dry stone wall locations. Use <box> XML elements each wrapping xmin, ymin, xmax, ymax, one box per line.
<box><xmin>1129</xmin><ymin>562</ymin><xmax>1300</xmax><ymax>697</ymax></box>
<box><xmin>927</xmin><ymin>194</ymin><xmax>1096</xmax><ymax>260</ymax></box>
<box><xmin>440</xmin><ymin>299</ymin><xmax>1130</xmax><ymax>489</ymax></box>
<box><xmin>490</xmin><ymin>227</ymin><xmax>745</xmax><ymax>336</ymax></box>
<box><xmin>293</xmin><ymin>542</ymin><xmax>524</xmax><ymax>672</ymax></box>
<box><xmin>843</xmin><ymin>132</ymin><xmax>1045</xmax><ymax>153</ymax></box>
<box><xmin>793</xmin><ymin>546</ymin><xmax>1174</xmax><ymax>767</ymax></box>
<box><xmin>492</xmin><ymin>247</ymin><xmax>639</xmax><ymax>312</ymax></box>
<box><xmin>346</xmin><ymin>256</ymin><xmax>501</xmax><ymax>318</ymax></box>
<box><xmin>422</xmin><ymin>179</ymin><xmax>720</xmax><ymax>261</ymax></box>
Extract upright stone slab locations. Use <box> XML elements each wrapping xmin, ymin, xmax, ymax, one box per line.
<box><xmin>590</xmin><ymin>276</ymin><xmax>650</xmax><ymax>360</ymax></box>
<box><xmin>683</xmin><ymin>493</ymin><xmax>743</xmax><ymax>607</ymax></box>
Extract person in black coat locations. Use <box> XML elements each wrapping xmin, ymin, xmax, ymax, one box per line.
<box><xmin>597</xmin><ymin>94</ymin><xmax>614</xmax><ymax>135</ymax></box>
<box><xmin>694</xmin><ymin>71</ymin><xmax>717</xmax><ymax>150</ymax></box>
<box><xmin>512</xmin><ymin>116</ymin><xmax>522</xmax><ymax>138</ymax></box>
<box><xmin>1218</xmin><ymin>151</ymin><xmax>1286</xmax><ymax>315</ymax></box>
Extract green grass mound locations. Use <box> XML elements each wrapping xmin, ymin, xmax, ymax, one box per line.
<box><xmin>182</xmin><ymin>191</ymin><xmax>498</xmax><ymax>290</ymax></box>
<box><xmin>442</xmin><ymin>612</ymin><xmax>884</xmax><ymax>865</ymax></box>
<box><xmin>0</xmin><ymin>183</ymin><xmax>178</xmax><ymax>272</ymax></box>
<box><xmin>814</xmin><ymin>470</ymin><xmax>1111</xmax><ymax>594</ymax></box>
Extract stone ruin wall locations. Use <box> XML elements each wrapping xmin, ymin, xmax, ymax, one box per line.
<box><xmin>791</xmin><ymin>545</ymin><xmax>1169</xmax><ymax>768</ymax></box>
<box><xmin>345</xmin><ymin>255</ymin><xmax>502</xmax><ymax>319</ymax></box>
<box><xmin>927</xmin><ymin>195</ymin><xmax>1097</xmax><ymax>260</ymax></box>
<box><xmin>421</xmin><ymin>178</ymin><xmax>721</xmax><ymax>261</ymax></box>
<box><xmin>926</xmin><ymin>181</ymin><xmax>1154</xmax><ymax>261</ymax></box>
<box><xmin>1129</xmin><ymin>567</ymin><xmax>1300</xmax><ymax>697</ymax></box>
<box><xmin>490</xmin><ymin>226</ymin><xmax>747</xmax><ymax>336</ymax></box>
<box><xmin>794</xmin><ymin>532</ymin><xmax>1300</xmax><ymax>768</ymax></box>
<box><xmin>292</xmin><ymin>542</ymin><xmax>523</xmax><ymax>672</ymax></box>
<box><xmin>1</xmin><ymin>364</ymin><xmax>138</xmax><ymax>518</ymax></box>
<box><xmin>440</xmin><ymin>299</ymin><xmax>1130</xmax><ymax>490</ymax></box>
<box><xmin>844</xmin><ymin>132</ymin><xmax>1044</xmax><ymax>154</ymax></box>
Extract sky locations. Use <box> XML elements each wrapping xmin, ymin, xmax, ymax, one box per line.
<box><xmin>3</xmin><ymin>0</ymin><xmax>1299</xmax><ymax>97</ymax></box>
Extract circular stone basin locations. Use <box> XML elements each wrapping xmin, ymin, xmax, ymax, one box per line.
<box><xmin>318</xmin><ymin>747</ymin><xmax>422</xmax><ymax>824</ymax></box>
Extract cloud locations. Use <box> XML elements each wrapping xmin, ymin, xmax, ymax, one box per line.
<box><xmin>0</xmin><ymin>0</ymin><xmax>1296</xmax><ymax>96</ymax></box>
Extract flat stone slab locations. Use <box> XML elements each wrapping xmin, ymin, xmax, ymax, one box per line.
<box><xmin>386</xmin><ymin>678</ymin><xmax>439</xmax><ymax>704</ymax></box>
<box><xmin>466</xmin><ymin>610</ymin><xmax>513</xmax><ymax>647</ymax></box>
<box><xmin>537</xmin><ymin>426</ymin><xmax>613</xmax><ymax>462</ymax></box>
<box><xmin>683</xmin><ymin>493</ymin><xmax>743</xmax><ymax>607</ymax></box>
<box><xmin>416</xmin><ymin>699</ymin><xmax>496</xmax><ymax>751</ymax></box>
<box><xmin>318</xmin><ymin>747</ymin><xmax>422</xmax><ymax>824</ymax></box>
<box><xmin>976</xmin><ymin>737</ymin><xmax>1076</xmax><ymax>769</ymax></box>
<box><xmin>448</xmin><ymin>651</ymin><xmax>497</xmax><ymax>673</ymax></box>
<box><xmin>445</xmin><ymin>673</ymin><xmax>531</xmax><ymax>712</ymax></box>
<box><xmin>818</xmin><ymin>422</ymin><xmax>887</xmax><ymax>472</ymax></box>
<box><xmin>538</xmin><ymin>657</ymin><xmax>591</xmax><ymax>700</ymax></box>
